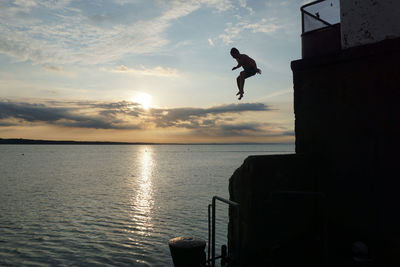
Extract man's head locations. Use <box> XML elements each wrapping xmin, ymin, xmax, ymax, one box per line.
<box><xmin>230</xmin><ymin>47</ymin><xmax>240</xmax><ymax>58</ymax></box>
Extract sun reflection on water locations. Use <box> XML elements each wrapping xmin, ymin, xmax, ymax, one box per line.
<box><xmin>130</xmin><ymin>146</ymin><xmax>155</xmax><ymax>237</ymax></box>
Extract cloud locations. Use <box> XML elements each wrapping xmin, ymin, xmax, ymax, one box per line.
<box><xmin>259</xmin><ymin>88</ymin><xmax>292</xmax><ymax>101</ymax></box>
<box><xmin>43</xmin><ymin>65</ymin><xmax>64</xmax><ymax>73</ymax></box>
<box><xmin>160</xmin><ymin>1</ymin><xmax>201</xmax><ymax>20</ymax></box>
<box><xmin>191</xmin><ymin>122</ymin><xmax>294</xmax><ymax>138</ymax></box>
<box><xmin>0</xmin><ymin>100</ymin><xmax>143</xmax><ymax>130</ymax></box>
<box><xmin>282</xmin><ymin>130</ymin><xmax>295</xmax><ymax>136</ymax></box>
<box><xmin>0</xmin><ymin>98</ymin><xmax>296</xmax><ymax>140</ymax></box>
<box><xmin>0</xmin><ymin>0</ymin><xmax>238</xmax><ymax>66</ymax></box>
<box><xmin>112</xmin><ymin>65</ymin><xmax>179</xmax><ymax>77</ymax></box>
<box><xmin>219</xmin><ymin>18</ymin><xmax>281</xmax><ymax>44</ymax></box>
<box><xmin>150</xmin><ymin>102</ymin><xmax>273</xmax><ymax>128</ymax></box>
<box><xmin>210</xmin><ymin>122</ymin><xmax>266</xmax><ymax>136</ymax></box>
<box><xmin>15</xmin><ymin>0</ymin><xmax>37</xmax><ymax>8</ymax></box>
<box><xmin>0</xmin><ymin>99</ymin><xmax>293</xmax><ymax>139</ymax></box>
<box><xmin>238</xmin><ymin>0</ymin><xmax>254</xmax><ymax>14</ymax></box>
<box><xmin>0</xmin><ymin>2</ymin><xmax>161</xmax><ymax>65</ymax></box>
<box><xmin>201</xmin><ymin>0</ymin><xmax>235</xmax><ymax>12</ymax></box>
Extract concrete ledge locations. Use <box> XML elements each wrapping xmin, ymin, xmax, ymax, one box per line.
<box><xmin>292</xmin><ymin>37</ymin><xmax>400</xmax><ymax>71</ymax></box>
<box><xmin>228</xmin><ymin>154</ymin><xmax>322</xmax><ymax>266</ymax></box>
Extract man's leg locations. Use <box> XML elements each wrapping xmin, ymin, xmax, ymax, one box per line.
<box><xmin>237</xmin><ymin>72</ymin><xmax>246</xmax><ymax>99</ymax></box>
<box><xmin>240</xmin><ymin>72</ymin><xmax>246</xmax><ymax>93</ymax></box>
<box><xmin>236</xmin><ymin>76</ymin><xmax>242</xmax><ymax>97</ymax></box>
<box><xmin>237</xmin><ymin>72</ymin><xmax>246</xmax><ymax>92</ymax></box>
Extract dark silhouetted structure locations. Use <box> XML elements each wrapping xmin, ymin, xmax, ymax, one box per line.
<box><xmin>228</xmin><ymin>1</ymin><xmax>400</xmax><ymax>266</ymax></box>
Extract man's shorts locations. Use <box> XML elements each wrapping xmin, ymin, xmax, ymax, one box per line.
<box><xmin>244</xmin><ymin>68</ymin><xmax>257</xmax><ymax>78</ymax></box>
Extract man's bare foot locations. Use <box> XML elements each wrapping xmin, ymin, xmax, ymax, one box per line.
<box><xmin>236</xmin><ymin>91</ymin><xmax>241</xmax><ymax>96</ymax></box>
<box><xmin>238</xmin><ymin>94</ymin><xmax>243</xmax><ymax>100</ymax></box>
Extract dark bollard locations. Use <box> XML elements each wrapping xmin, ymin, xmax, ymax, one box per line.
<box><xmin>168</xmin><ymin>236</ymin><xmax>206</xmax><ymax>267</ymax></box>
<box><xmin>352</xmin><ymin>241</ymin><xmax>373</xmax><ymax>266</ymax></box>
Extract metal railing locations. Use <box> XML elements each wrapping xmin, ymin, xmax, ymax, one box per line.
<box><xmin>301</xmin><ymin>0</ymin><xmax>340</xmax><ymax>33</ymax></box>
<box><xmin>207</xmin><ymin>196</ymin><xmax>239</xmax><ymax>267</ymax></box>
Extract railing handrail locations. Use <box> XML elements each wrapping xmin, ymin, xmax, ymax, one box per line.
<box><xmin>301</xmin><ymin>0</ymin><xmax>327</xmax><ymax>11</ymax></box>
<box><xmin>301</xmin><ymin>0</ymin><xmax>335</xmax><ymax>33</ymax></box>
<box><xmin>208</xmin><ymin>196</ymin><xmax>239</xmax><ymax>267</ymax></box>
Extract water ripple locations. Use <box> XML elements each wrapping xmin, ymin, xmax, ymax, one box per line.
<box><xmin>0</xmin><ymin>144</ymin><xmax>294</xmax><ymax>266</ymax></box>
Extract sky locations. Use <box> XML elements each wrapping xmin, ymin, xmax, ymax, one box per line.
<box><xmin>0</xmin><ymin>0</ymin><xmax>338</xmax><ymax>143</ymax></box>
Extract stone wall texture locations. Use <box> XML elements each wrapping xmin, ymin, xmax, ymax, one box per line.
<box><xmin>340</xmin><ymin>0</ymin><xmax>400</xmax><ymax>48</ymax></box>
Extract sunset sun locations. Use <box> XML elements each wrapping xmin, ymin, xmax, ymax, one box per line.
<box><xmin>133</xmin><ymin>93</ymin><xmax>152</xmax><ymax>110</ymax></box>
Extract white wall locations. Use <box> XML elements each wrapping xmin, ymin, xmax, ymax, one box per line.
<box><xmin>340</xmin><ymin>0</ymin><xmax>400</xmax><ymax>49</ymax></box>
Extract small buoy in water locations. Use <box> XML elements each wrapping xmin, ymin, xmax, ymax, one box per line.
<box><xmin>21</xmin><ymin>153</ymin><xmax>24</xmax><ymax>156</ymax></box>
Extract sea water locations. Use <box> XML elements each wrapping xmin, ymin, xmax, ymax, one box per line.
<box><xmin>0</xmin><ymin>144</ymin><xmax>294</xmax><ymax>266</ymax></box>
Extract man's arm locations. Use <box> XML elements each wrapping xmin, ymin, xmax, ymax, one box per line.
<box><xmin>232</xmin><ymin>59</ymin><xmax>242</xmax><ymax>70</ymax></box>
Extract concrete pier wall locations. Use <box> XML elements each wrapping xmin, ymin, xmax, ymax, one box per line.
<box><xmin>229</xmin><ymin>37</ymin><xmax>400</xmax><ymax>266</ymax></box>
<box><xmin>229</xmin><ymin>154</ymin><xmax>321</xmax><ymax>266</ymax></box>
<box><xmin>293</xmin><ymin>37</ymin><xmax>400</xmax><ymax>265</ymax></box>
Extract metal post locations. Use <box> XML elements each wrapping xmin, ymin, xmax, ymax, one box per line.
<box><xmin>235</xmin><ymin>205</ymin><xmax>240</xmax><ymax>266</ymax></box>
<box><xmin>212</xmin><ymin>197</ymin><xmax>216</xmax><ymax>267</ymax></box>
<box><xmin>210</xmin><ymin>196</ymin><xmax>240</xmax><ymax>267</ymax></box>
<box><xmin>300</xmin><ymin>0</ymin><xmax>333</xmax><ymax>34</ymax></box>
<box><xmin>208</xmin><ymin>204</ymin><xmax>211</xmax><ymax>264</ymax></box>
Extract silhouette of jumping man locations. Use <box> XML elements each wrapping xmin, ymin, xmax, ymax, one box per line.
<box><xmin>230</xmin><ymin>48</ymin><xmax>261</xmax><ymax>100</ymax></box>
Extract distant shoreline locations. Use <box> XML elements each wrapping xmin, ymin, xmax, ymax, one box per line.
<box><xmin>0</xmin><ymin>138</ymin><xmax>294</xmax><ymax>146</ymax></box>
<box><xmin>0</xmin><ymin>138</ymin><xmax>152</xmax><ymax>145</ymax></box>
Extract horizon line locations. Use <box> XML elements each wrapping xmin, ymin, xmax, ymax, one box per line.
<box><xmin>0</xmin><ymin>138</ymin><xmax>295</xmax><ymax>146</ymax></box>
